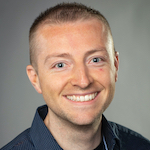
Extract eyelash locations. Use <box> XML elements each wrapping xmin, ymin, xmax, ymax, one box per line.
<box><xmin>91</xmin><ymin>57</ymin><xmax>102</xmax><ymax>63</ymax></box>
<box><xmin>55</xmin><ymin>62</ymin><xmax>65</xmax><ymax>68</ymax></box>
<box><xmin>89</xmin><ymin>57</ymin><xmax>104</xmax><ymax>64</ymax></box>
<box><xmin>53</xmin><ymin>62</ymin><xmax>66</xmax><ymax>69</ymax></box>
<box><xmin>51</xmin><ymin>56</ymin><xmax>105</xmax><ymax>70</ymax></box>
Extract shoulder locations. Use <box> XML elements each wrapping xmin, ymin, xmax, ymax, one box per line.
<box><xmin>1</xmin><ymin>128</ymin><xmax>35</xmax><ymax>150</ymax></box>
<box><xmin>109</xmin><ymin>121</ymin><xmax>150</xmax><ymax>149</ymax></box>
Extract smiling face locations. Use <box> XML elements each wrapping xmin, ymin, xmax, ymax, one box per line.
<box><xmin>27</xmin><ymin>19</ymin><xmax>119</xmax><ymax>126</ymax></box>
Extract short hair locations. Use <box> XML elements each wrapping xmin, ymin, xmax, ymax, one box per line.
<box><xmin>29</xmin><ymin>2</ymin><xmax>114</xmax><ymax>71</ymax></box>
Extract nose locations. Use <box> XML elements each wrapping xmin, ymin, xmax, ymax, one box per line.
<box><xmin>70</xmin><ymin>64</ymin><xmax>93</xmax><ymax>89</ymax></box>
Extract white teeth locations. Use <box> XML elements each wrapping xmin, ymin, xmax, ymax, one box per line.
<box><xmin>76</xmin><ymin>96</ymin><xmax>80</xmax><ymax>101</ymax></box>
<box><xmin>66</xmin><ymin>92</ymin><xmax>97</xmax><ymax>102</ymax></box>
<box><xmin>85</xmin><ymin>95</ymin><xmax>88</xmax><ymax>101</ymax></box>
<box><xmin>73</xmin><ymin>95</ymin><xmax>76</xmax><ymax>101</ymax></box>
<box><xmin>80</xmin><ymin>96</ymin><xmax>84</xmax><ymax>102</ymax></box>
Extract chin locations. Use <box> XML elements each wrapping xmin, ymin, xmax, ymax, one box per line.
<box><xmin>69</xmin><ymin>113</ymin><xmax>102</xmax><ymax>127</ymax></box>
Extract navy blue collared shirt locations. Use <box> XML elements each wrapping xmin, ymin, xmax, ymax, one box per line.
<box><xmin>1</xmin><ymin>105</ymin><xmax>150</xmax><ymax>150</ymax></box>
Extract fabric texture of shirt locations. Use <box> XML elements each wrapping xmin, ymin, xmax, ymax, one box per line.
<box><xmin>1</xmin><ymin>105</ymin><xmax>150</xmax><ymax>150</ymax></box>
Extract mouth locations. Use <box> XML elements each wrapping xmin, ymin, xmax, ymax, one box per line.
<box><xmin>66</xmin><ymin>92</ymin><xmax>98</xmax><ymax>102</ymax></box>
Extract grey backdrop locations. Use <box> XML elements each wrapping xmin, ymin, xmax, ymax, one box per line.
<box><xmin>0</xmin><ymin>0</ymin><xmax>150</xmax><ymax>148</ymax></box>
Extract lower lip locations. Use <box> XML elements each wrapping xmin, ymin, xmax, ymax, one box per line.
<box><xmin>64</xmin><ymin>92</ymin><xmax>100</xmax><ymax>105</ymax></box>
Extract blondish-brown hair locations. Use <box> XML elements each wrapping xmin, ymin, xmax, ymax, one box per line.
<box><xmin>29</xmin><ymin>2</ymin><xmax>113</xmax><ymax>71</ymax></box>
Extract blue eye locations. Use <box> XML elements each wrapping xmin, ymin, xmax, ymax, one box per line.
<box><xmin>92</xmin><ymin>58</ymin><xmax>101</xmax><ymax>63</ymax></box>
<box><xmin>55</xmin><ymin>63</ymin><xmax>65</xmax><ymax>68</ymax></box>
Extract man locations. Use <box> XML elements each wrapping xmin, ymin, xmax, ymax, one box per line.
<box><xmin>1</xmin><ymin>2</ymin><xmax>150</xmax><ymax>150</ymax></box>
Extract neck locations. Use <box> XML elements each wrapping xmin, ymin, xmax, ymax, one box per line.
<box><xmin>44</xmin><ymin>108</ymin><xmax>102</xmax><ymax>150</ymax></box>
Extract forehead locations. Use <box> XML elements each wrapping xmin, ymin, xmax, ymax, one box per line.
<box><xmin>35</xmin><ymin>19</ymin><xmax>113</xmax><ymax>58</ymax></box>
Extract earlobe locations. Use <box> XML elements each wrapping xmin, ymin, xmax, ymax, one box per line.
<box><xmin>26</xmin><ymin>65</ymin><xmax>42</xmax><ymax>94</ymax></box>
<box><xmin>114</xmin><ymin>51</ymin><xmax>119</xmax><ymax>82</ymax></box>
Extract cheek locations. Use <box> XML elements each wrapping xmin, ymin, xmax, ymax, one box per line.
<box><xmin>95</xmin><ymin>68</ymin><xmax>115</xmax><ymax>84</ymax></box>
<box><xmin>99</xmin><ymin>68</ymin><xmax>103</xmax><ymax>71</ymax></box>
<box><xmin>44</xmin><ymin>74</ymin><xmax>68</xmax><ymax>93</ymax></box>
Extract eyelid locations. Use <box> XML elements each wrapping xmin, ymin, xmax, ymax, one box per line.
<box><xmin>92</xmin><ymin>57</ymin><xmax>102</xmax><ymax>62</ymax></box>
<box><xmin>52</xmin><ymin>62</ymin><xmax>66</xmax><ymax>68</ymax></box>
<box><xmin>55</xmin><ymin>62</ymin><xmax>65</xmax><ymax>68</ymax></box>
<box><xmin>51</xmin><ymin>59</ymin><xmax>72</xmax><ymax>70</ymax></box>
<box><xmin>88</xmin><ymin>56</ymin><xmax>105</xmax><ymax>64</ymax></box>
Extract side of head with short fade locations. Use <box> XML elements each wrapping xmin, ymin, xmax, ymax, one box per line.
<box><xmin>29</xmin><ymin>2</ymin><xmax>114</xmax><ymax>72</ymax></box>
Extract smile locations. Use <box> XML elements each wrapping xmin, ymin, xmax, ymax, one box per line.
<box><xmin>66</xmin><ymin>92</ymin><xmax>98</xmax><ymax>102</ymax></box>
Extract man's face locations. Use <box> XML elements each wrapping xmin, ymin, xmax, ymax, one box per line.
<box><xmin>28</xmin><ymin>19</ymin><xmax>119</xmax><ymax>125</ymax></box>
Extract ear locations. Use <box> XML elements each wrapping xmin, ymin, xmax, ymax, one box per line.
<box><xmin>26</xmin><ymin>65</ymin><xmax>42</xmax><ymax>94</ymax></box>
<box><xmin>114</xmin><ymin>51</ymin><xmax>119</xmax><ymax>82</ymax></box>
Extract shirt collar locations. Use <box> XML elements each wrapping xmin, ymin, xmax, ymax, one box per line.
<box><xmin>102</xmin><ymin>115</ymin><xmax>120</xmax><ymax>150</ymax></box>
<box><xmin>30</xmin><ymin>105</ymin><xmax>120</xmax><ymax>150</ymax></box>
<box><xmin>30</xmin><ymin>105</ymin><xmax>63</xmax><ymax>150</ymax></box>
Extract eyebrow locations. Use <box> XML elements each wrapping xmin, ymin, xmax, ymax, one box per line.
<box><xmin>44</xmin><ymin>53</ymin><xmax>72</xmax><ymax>64</ymax></box>
<box><xmin>85</xmin><ymin>48</ymin><xmax>107</xmax><ymax>57</ymax></box>
<box><xmin>44</xmin><ymin>48</ymin><xmax>107</xmax><ymax>64</ymax></box>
